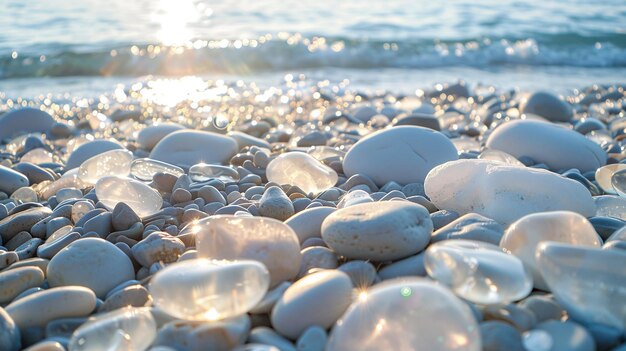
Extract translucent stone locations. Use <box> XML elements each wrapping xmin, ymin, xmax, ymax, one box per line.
<box><xmin>192</xmin><ymin>215</ymin><xmax>302</xmax><ymax>287</ymax></box>
<box><xmin>611</xmin><ymin>169</ymin><xmax>626</xmax><ymax>198</ymax></box>
<box><xmin>537</xmin><ymin>242</ymin><xmax>626</xmax><ymax>330</ymax></box>
<box><xmin>95</xmin><ymin>176</ymin><xmax>163</xmax><ymax>217</ymax></box>
<box><xmin>478</xmin><ymin>149</ymin><xmax>524</xmax><ymax>167</ymax></box>
<box><xmin>68</xmin><ymin>307</ymin><xmax>157</xmax><ymax>351</ymax></box>
<box><xmin>130</xmin><ymin>158</ymin><xmax>184</xmax><ymax>181</ymax></box>
<box><xmin>595</xmin><ymin>164</ymin><xmax>626</xmax><ymax>194</ymax></box>
<box><xmin>266</xmin><ymin>152</ymin><xmax>338</xmax><ymax>194</ymax></box>
<box><xmin>337</xmin><ymin>190</ymin><xmax>373</xmax><ymax>208</ymax></box>
<box><xmin>307</xmin><ymin>146</ymin><xmax>346</xmax><ymax>161</ymax></box>
<box><xmin>56</xmin><ymin>188</ymin><xmax>83</xmax><ymax>203</ymax></box>
<box><xmin>149</xmin><ymin>259</ymin><xmax>270</xmax><ymax>321</ymax></box>
<box><xmin>189</xmin><ymin>164</ymin><xmax>240</xmax><ymax>183</ymax></box>
<box><xmin>72</xmin><ymin>200</ymin><xmax>95</xmax><ymax>223</ymax></box>
<box><xmin>47</xmin><ymin>225</ymin><xmax>72</xmax><ymax>243</ymax></box>
<box><xmin>21</xmin><ymin>148</ymin><xmax>55</xmax><ymax>164</ymax></box>
<box><xmin>500</xmin><ymin>211</ymin><xmax>602</xmax><ymax>291</ymax></box>
<box><xmin>78</xmin><ymin>149</ymin><xmax>133</xmax><ymax>186</ymax></box>
<box><xmin>326</xmin><ymin>278</ymin><xmax>481</xmax><ymax>350</ymax></box>
<box><xmin>424</xmin><ymin>240</ymin><xmax>532</xmax><ymax>305</ymax></box>
<box><xmin>594</xmin><ymin>195</ymin><xmax>626</xmax><ymax>220</ymax></box>
<box><xmin>10</xmin><ymin>187</ymin><xmax>38</xmax><ymax>203</ymax></box>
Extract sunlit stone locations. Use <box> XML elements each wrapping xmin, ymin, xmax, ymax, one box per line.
<box><xmin>95</xmin><ymin>176</ymin><xmax>162</xmax><ymax>217</ymax></box>
<box><xmin>537</xmin><ymin>242</ymin><xmax>626</xmax><ymax>330</ymax></box>
<box><xmin>149</xmin><ymin>259</ymin><xmax>270</xmax><ymax>321</ymax></box>
<box><xmin>595</xmin><ymin>164</ymin><xmax>626</xmax><ymax>194</ymax></box>
<box><xmin>130</xmin><ymin>158</ymin><xmax>184</xmax><ymax>181</ymax></box>
<box><xmin>478</xmin><ymin>149</ymin><xmax>524</xmax><ymax>167</ymax></box>
<box><xmin>192</xmin><ymin>215</ymin><xmax>301</xmax><ymax>287</ymax></box>
<box><xmin>424</xmin><ymin>240</ymin><xmax>532</xmax><ymax>305</ymax></box>
<box><xmin>594</xmin><ymin>195</ymin><xmax>626</xmax><ymax>220</ymax></box>
<box><xmin>68</xmin><ymin>307</ymin><xmax>157</xmax><ymax>351</ymax></box>
<box><xmin>266</xmin><ymin>152</ymin><xmax>338</xmax><ymax>194</ymax></box>
<box><xmin>78</xmin><ymin>149</ymin><xmax>133</xmax><ymax>186</ymax></box>
<box><xmin>326</xmin><ymin>278</ymin><xmax>481</xmax><ymax>350</ymax></box>
<box><xmin>425</xmin><ymin>159</ymin><xmax>596</xmax><ymax>225</ymax></box>
<box><xmin>21</xmin><ymin>148</ymin><xmax>55</xmax><ymax>164</ymax></box>
<box><xmin>189</xmin><ymin>164</ymin><xmax>240</xmax><ymax>183</ymax></box>
<box><xmin>10</xmin><ymin>187</ymin><xmax>38</xmax><ymax>203</ymax></box>
<box><xmin>72</xmin><ymin>200</ymin><xmax>95</xmax><ymax>223</ymax></box>
<box><xmin>500</xmin><ymin>211</ymin><xmax>602</xmax><ymax>291</ymax></box>
<box><xmin>611</xmin><ymin>169</ymin><xmax>626</xmax><ymax>198</ymax></box>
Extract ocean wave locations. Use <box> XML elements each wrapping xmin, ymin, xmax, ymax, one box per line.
<box><xmin>1</xmin><ymin>35</ymin><xmax>626</xmax><ymax>79</ymax></box>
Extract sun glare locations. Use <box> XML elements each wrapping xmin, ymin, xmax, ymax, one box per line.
<box><xmin>153</xmin><ymin>0</ymin><xmax>204</xmax><ymax>46</ymax></box>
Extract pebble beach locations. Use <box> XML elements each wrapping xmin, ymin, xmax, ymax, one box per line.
<box><xmin>0</xmin><ymin>79</ymin><xmax>625</xmax><ymax>351</ymax></box>
<box><xmin>2</xmin><ymin>0</ymin><xmax>626</xmax><ymax>350</ymax></box>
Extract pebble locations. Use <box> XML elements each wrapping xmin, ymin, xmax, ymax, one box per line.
<box><xmin>0</xmin><ymin>307</ymin><xmax>21</xmax><ymax>351</ymax></box>
<box><xmin>296</xmin><ymin>326</ymin><xmax>327</xmax><ymax>351</ymax></box>
<box><xmin>284</xmin><ymin>206</ymin><xmax>335</xmax><ymax>243</ymax></box>
<box><xmin>596</xmin><ymin>164</ymin><xmax>626</xmax><ymax>194</ymax></box>
<box><xmin>0</xmin><ymin>108</ymin><xmax>55</xmax><ymax>140</ymax></box>
<box><xmin>137</xmin><ymin>123</ymin><xmax>185</xmax><ymax>150</ymax></box>
<box><xmin>537</xmin><ymin>242</ymin><xmax>626</xmax><ymax>330</ymax></box>
<box><xmin>431</xmin><ymin>213</ymin><xmax>504</xmax><ymax>245</ymax></box>
<box><xmin>425</xmin><ymin>240</ymin><xmax>533</xmax><ymax>304</ymax></box>
<box><xmin>5</xmin><ymin>286</ymin><xmax>97</xmax><ymax>329</ymax></box>
<box><xmin>343</xmin><ymin>126</ymin><xmax>458</xmax><ymax>186</ymax></box>
<box><xmin>194</xmin><ymin>215</ymin><xmax>301</xmax><ymax>287</ymax></box>
<box><xmin>486</xmin><ymin>119</ymin><xmax>606</xmax><ymax>172</ymax></box>
<box><xmin>149</xmin><ymin>130</ymin><xmax>238</xmax><ymax>169</ymax></box>
<box><xmin>425</xmin><ymin>159</ymin><xmax>596</xmax><ymax>224</ymax></box>
<box><xmin>47</xmin><ymin>238</ymin><xmax>135</xmax><ymax>298</ymax></box>
<box><xmin>258</xmin><ymin>186</ymin><xmax>295</xmax><ymax>221</ymax></box>
<box><xmin>480</xmin><ymin>321</ymin><xmax>525</xmax><ymax>351</ymax></box>
<box><xmin>111</xmin><ymin>202</ymin><xmax>141</xmax><ymax>232</ymax></box>
<box><xmin>298</xmin><ymin>246</ymin><xmax>338</xmax><ymax>277</ymax></box>
<box><xmin>501</xmin><ymin>211</ymin><xmax>602</xmax><ymax>290</ymax></box>
<box><xmin>198</xmin><ymin>185</ymin><xmax>227</xmax><ymax>205</ymax></box>
<box><xmin>0</xmin><ymin>266</ymin><xmax>45</xmax><ymax>304</ymax></box>
<box><xmin>23</xmin><ymin>340</ymin><xmax>65</xmax><ymax>351</ymax></box>
<box><xmin>0</xmin><ymin>206</ymin><xmax>52</xmax><ymax>243</ymax></box>
<box><xmin>131</xmin><ymin>232</ymin><xmax>185</xmax><ymax>267</ymax></box>
<box><xmin>266</xmin><ymin>152</ymin><xmax>338</xmax><ymax>194</ymax></box>
<box><xmin>68</xmin><ymin>307</ymin><xmax>157</xmax><ymax>351</ymax></box>
<box><xmin>131</xmin><ymin>158</ymin><xmax>185</xmax><ymax>181</ymax></box>
<box><xmin>12</xmin><ymin>163</ymin><xmax>55</xmax><ymax>185</ymax></box>
<box><xmin>95</xmin><ymin>176</ymin><xmax>163</xmax><ymax>217</ymax></box>
<box><xmin>518</xmin><ymin>295</ymin><xmax>565</xmax><ymax>323</ymax></box>
<box><xmin>337</xmin><ymin>260</ymin><xmax>377</xmax><ymax>288</ymax></box>
<box><xmin>99</xmin><ymin>285</ymin><xmax>150</xmax><ymax>312</ymax></box>
<box><xmin>149</xmin><ymin>259</ymin><xmax>270</xmax><ymax>321</ymax></box>
<box><xmin>0</xmin><ymin>165</ymin><xmax>30</xmax><ymax>195</ymax></box>
<box><xmin>522</xmin><ymin>91</ymin><xmax>573</xmax><ymax>122</ymax></box>
<box><xmin>326</xmin><ymin>278</ymin><xmax>480</xmax><ymax>350</ymax></box>
<box><xmin>65</xmin><ymin>139</ymin><xmax>124</xmax><ymax>170</ymax></box>
<box><xmin>0</xmin><ymin>251</ymin><xmax>19</xmax><ymax>270</ymax></box>
<box><xmin>153</xmin><ymin>315</ymin><xmax>250</xmax><ymax>351</ymax></box>
<box><xmin>229</xmin><ymin>131</ymin><xmax>272</xmax><ymax>149</ymax></box>
<box><xmin>377</xmin><ymin>252</ymin><xmax>426</xmax><ymax>280</ymax></box>
<box><xmin>271</xmin><ymin>270</ymin><xmax>353</xmax><ymax>340</ymax></box>
<box><xmin>321</xmin><ymin>201</ymin><xmax>432</xmax><ymax>261</ymax></box>
<box><xmin>393</xmin><ymin>113</ymin><xmax>441</xmax><ymax>130</ymax></box>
